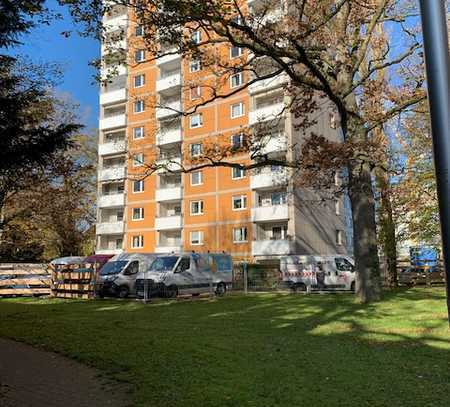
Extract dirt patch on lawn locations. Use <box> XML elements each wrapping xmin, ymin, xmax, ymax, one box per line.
<box><xmin>0</xmin><ymin>338</ymin><xmax>132</xmax><ymax>407</ymax></box>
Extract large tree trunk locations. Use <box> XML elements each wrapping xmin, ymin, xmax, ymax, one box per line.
<box><xmin>347</xmin><ymin>120</ymin><xmax>382</xmax><ymax>303</ymax></box>
<box><xmin>377</xmin><ymin>170</ymin><xmax>398</xmax><ymax>287</ymax></box>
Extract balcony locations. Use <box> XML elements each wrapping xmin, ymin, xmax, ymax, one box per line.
<box><xmin>156</xmin><ymin>156</ymin><xmax>182</xmax><ymax>173</ymax></box>
<box><xmin>101</xmin><ymin>64</ymin><xmax>127</xmax><ymax>78</ymax></box>
<box><xmin>155</xmin><ymin>215</ymin><xmax>182</xmax><ymax>230</ymax></box>
<box><xmin>99</xmin><ymin>114</ymin><xmax>126</xmax><ymax>130</ymax></box>
<box><xmin>98</xmin><ymin>140</ymin><xmax>126</xmax><ymax>156</ymax></box>
<box><xmin>98</xmin><ymin>193</ymin><xmax>125</xmax><ymax>208</ymax></box>
<box><xmin>156</xmin><ymin>127</ymin><xmax>182</xmax><ymax>145</ymax></box>
<box><xmin>249</xmin><ymin>73</ymin><xmax>289</xmax><ymax>95</ymax></box>
<box><xmin>256</xmin><ymin>134</ymin><xmax>287</xmax><ymax>155</ymax></box>
<box><xmin>157</xmin><ymin>49</ymin><xmax>181</xmax><ymax>66</ymax></box>
<box><xmin>96</xmin><ymin>248</ymin><xmax>123</xmax><ymax>255</ymax></box>
<box><xmin>103</xmin><ymin>14</ymin><xmax>128</xmax><ymax>32</ymax></box>
<box><xmin>156</xmin><ymin>101</ymin><xmax>182</xmax><ymax>119</ymax></box>
<box><xmin>155</xmin><ymin>186</ymin><xmax>183</xmax><ymax>202</ymax></box>
<box><xmin>99</xmin><ymin>167</ymin><xmax>126</xmax><ymax>182</ymax></box>
<box><xmin>100</xmin><ymin>88</ymin><xmax>127</xmax><ymax>106</ymax></box>
<box><xmin>251</xmin><ymin>204</ymin><xmax>289</xmax><ymax>222</ymax></box>
<box><xmin>96</xmin><ymin>221</ymin><xmax>125</xmax><ymax>235</ymax></box>
<box><xmin>249</xmin><ymin>102</ymin><xmax>285</xmax><ymax>125</ymax></box>
<box><xmin>252</xmin><ymin>240</ymin><xmax>295</xmax><ymax>256</ymax></box>
<box><xmin>155</xmin><ymin>245</ymin><xmax>183</xmax><ymax>254</ymax></box>
<box><xmin>156</xmin><ymin>73</ymin><xmax>181</xmax><ymax>93</ymax></box>
<box><xmin>250</xmin><ymin>170</ymin><xmax>288</xmax><ymax>189</ymax></box>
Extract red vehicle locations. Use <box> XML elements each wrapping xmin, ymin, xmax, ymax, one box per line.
<box><xmin>84</xmin><ymin>254</ymin><xmax>114</xmax><ymax>269</ymax></box>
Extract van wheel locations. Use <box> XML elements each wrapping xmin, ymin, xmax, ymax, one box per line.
<box><xmin>166</xmin><ymin>285</ymin><xmax>178</xmax><ymax>298</ymax></box>
<box><xmin>350</xmin><ymin>282</ymin><xmax>355</xmax><ymax>292</ymax></box>
<box><xmin>117</xmin><ymin>286</ymin><xmax>129</xmax><ymax>299</ymax></box>
<box><xmin>293</xmin><ymin>283</ymin><xmax>307</xmax><ymax>293</ymax></box>
<box><xmin>215</xmin><ymin>283</ymin><xmax>227</xmax><ymax>296</ymax></box>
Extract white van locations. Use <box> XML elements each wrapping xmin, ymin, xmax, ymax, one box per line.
<box><xmin>96</xmin><ymin>253</ymin><xmax>158</xmax><ymax>298</ymax></box>
<box><xmin>280</xmin><ymin>255</ymin><xmax>355</xmax><ymax>292</ymax></box>
<box><xmin>135</xmin><ymin>253</ymin><xmax>233</xmax><ymax>298</ymax></box>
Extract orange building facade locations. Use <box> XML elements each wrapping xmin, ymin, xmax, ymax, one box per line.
<box><xmin>96</xmin><ymin>2</ymin><xmax>349</xmax><ymax>262</ymax></box>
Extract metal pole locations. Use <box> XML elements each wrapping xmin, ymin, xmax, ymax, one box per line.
<box><xmin>419</xmin><ymin>0</ymin><xmax>450</xmax><ymax>324</ymax></box>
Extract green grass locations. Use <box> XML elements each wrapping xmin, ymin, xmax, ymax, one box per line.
<box><xmin>0</xmin><ymin>288</ymin><xmax>450</xmax><ymax>406</ymax></box>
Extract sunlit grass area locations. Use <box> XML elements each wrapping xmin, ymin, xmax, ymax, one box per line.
<box><xmin>1</xmin><ymin>288</ymin><xmax>449</xmax><ymax>406</ymax></box>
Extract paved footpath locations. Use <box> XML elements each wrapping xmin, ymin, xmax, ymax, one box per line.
<box><xmin>0</xmin><ymin>338</ymin><xmax>132</xmax><ymax>407</ymax></box>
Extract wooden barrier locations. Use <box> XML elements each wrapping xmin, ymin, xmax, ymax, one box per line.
<box><xmin>0</xmin><ymin>264</ymin><xmax>51</xmax><ymax>297</ymax></box>
<box><xmin>50</xmin><ymin>263</ymin><xmax>99</xmax><ymax>299</ymax></box>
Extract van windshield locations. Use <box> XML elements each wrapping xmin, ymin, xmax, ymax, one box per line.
<box><xmin>100</xmin><ymin>261</ymin><xmax>128</xmax><ymax>276</ymax></box>
<box><xmin>150</xmin><ymin>256</ymin><xmax>179</xmax><ymax>272</ymax></box>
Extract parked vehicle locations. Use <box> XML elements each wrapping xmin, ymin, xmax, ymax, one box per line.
<box><xmin>280</xmin><ymin>255</ymin><xmax>355</xmax><ymax>292</ymax></box>
<box><xmin>50</xmin><ymin>256</ymin><xmax>86</xmax><ymax>266</ymax></box>
<box><xmin>135</xmin><ymin>253</ymin><xmax>233</xmax><ymax>299</ymax></box>
<box><xmin>96</xmin><ymin>253</ymin><xmax>158</xmax><ymax>298</ymax></box>
<box><xmin>84</xmin><ymin>254</ymin><xmax>114</xmax><ymax>269</ymax></box>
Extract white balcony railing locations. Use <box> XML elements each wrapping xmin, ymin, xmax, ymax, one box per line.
<box><xmin>249</xmin><ymin>73</ymin><xmax>289</xmax><ymax>95</ymax></box>
<box><xmin>155</xmin><ymin>186</ymin><xmax>183</xmax><ymax>202</ymax></box>
<box><xmin>99</xmin><ymin>114</ymin><xmax>126</xmax><ymax>130</ymax></box>
<box><xmin>252</xmin><ymin>239</ymin><xmax>295</xmax><ymax>256</ymax></box>
<box><xmin>98</xmin><ymin>193</ymin><xmax>125</xmax><ymax>208</ymax></box>
<box><xmin>157</xmin><ymin>50</ymin><xmax>181</xmax><ymax>66</ymax></box>
<box><xmin>155</xmin><ymin>215</ymin><xmax>182</xmax><ymax>230</ymax></box>
<box><xmin>250</xmin><ymin>170</ymin><xmax>288</xmax><ymax>189</ymax></box>
<box><xmin>155</xmin><ymin>245</ymin><xmax>183</xmax><ymax>254</ymax></box>
<box><xmin>96</xmin><ymin>221</ymin><xmax>125</xmax><ymax>235</ymax></box>
<box><xmin>256</xmin><ymin>134</ymin><xmax>287</xmax><ymax>155</ymax></box>
<box><xmin>100</xmin><ymin>88</ymin><xmax>127</xmax><ymax>106</ymax></box>
<box><xmin>156</xmin><ymin>101</ymin><xmax>182</xmax><ymax>119</ymax></box>
<box><xmin>101</xmin><ymin>64</ymin><xmax>127</xmax><ymax>78</ymax></box>
<box><xmin>99</xmin><ymin>167</ymin><xmax>126</xmax><ymax>182</ymax></box>
<box><xmin>156</xmin><ymin>127</ymin><xmax>182</xmax><ymax>145</ymax></box>
<box><xmin>103</xmin><ymin>14</ymin><xmax>128</xmax><ymax>32</ymax></box>
<box><xmin>98</xmin><ymin>140</ymin><xmax>126</xmax><ymax>156</ymax></box>
<box><xmin>251</xmin><ymin>204</ymin><xmax>289</xmax><ymax>222</ymax></box>
<box><xmin>96</xmin><ymin>248</ymin><xmax>123</xmax><ymax>255</ymax></box>
<box><xmin>156</xmin><ymin>73</ymin><xmax>181</xmax><ymax>92</ymax></box>
<box><xmin>156</xmin><ymin>156</ymin><xmax>182</xmax><ymax>173</ymax></box>
<box><xmin>249</xmin><ymin>102</ymin><xmax>285</xmax><ymax>125</ymax></box>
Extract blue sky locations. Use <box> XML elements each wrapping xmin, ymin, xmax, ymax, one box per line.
<box><xmin>12</xmin><ymin>0</ymin><xmax>100</xmax><ymax>129</ymax></box>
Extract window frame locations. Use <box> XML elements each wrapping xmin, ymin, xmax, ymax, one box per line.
<box><xmin>133</xmin><ymin>126</ymin><xmax>145</xmax><ymax>140</ymax></box>
<box><xmin>134</xmin><ymin>74</ymin><xmax>145</xmax><ymax>88</ymax></box>
<box><xmin>230</xmin><ymin>102</ymin><xmax>245</xmax><ymax>118</ymax></box>
<box><xmin>190</xmin><ymin>143</ymin><xmax>203</xmax><ymax>157</ymax></box>
<box><xmin>134</xmin><ymin>49</ymin><xmax>145</xmax><ymax>63</ymax></box>
<box><xmin>190</xmin><ymin>85</ymin><xmax>201</xmax><ymax>100</ymax></box>
<box><xmin>230</xmin><ymin>72</ymin><xmax>244</xmax><ymax>88</ymax></box>
<box><xmin>233</xmin><ymin>227</ymin><xmax>248</xmax><ymax>243</ymax></box>
<box><xmin>232</xmin><ymin>166</ymin><xmax>245</xmax><ymax>180</ymax></box>
<box><xmin>190</xmin><ymin>170</ymin><xmax>203</xmax><ymax>186</ymax></box>
<box><xmin>132</xmin><ymin>207</ymin><xmax>145</xmax><ymax>221</ymax></box>
<box><xmin>190</xmin><ymin>230</ymin><xmax>204</xmax><ymax>245</ymax></box>
<box><xmin>230</xmin><ymin>46</ymin><xmax>243</xmax><ymax>59</ymax></box>
<box><xmin>132</xmin><ymin>180</ymin><xmax>144</xmax><ymax>193</ymax></box>
<box><xmin>189</xmin><ymin>113</ymin><xmax>203</xmax><ymax>129</ymax></box>
<box><xmin>132</xmin><ymin>153</ymin><xmax>144</xmax><ymax>167</ymax></box>
<box><xmin>131</xmin><ymin>235</ymin><xmax>144</xmax><ymax>249</ymax></box>
<box><xmin>134</xmin><ymin>100</ymin><xmax>145</xmax><ymax>113</ymax></box>
<box><xmin>189</xmin><ymin>59</ymin><xmax>201</xmax><ymax>73</ymax></box>
<box><xmin>190</xmin><ymin>200</ymin><xmax>204</xmax><ymax>216</ymax></box>
<box><xmin>232</xmin><ymin>195</ymin><xmax>247</xmax><ymax>211</ymax></box>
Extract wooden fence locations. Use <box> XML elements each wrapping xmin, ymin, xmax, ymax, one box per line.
<box><xmin>0</xmin><ymin>263</ymin><xmax>51</xmax><ymax>297</ymax></box>
<box><xmin>50</xmin><ymin>263</ymin><xmax>100</xmax><ymax>299</ymax></box>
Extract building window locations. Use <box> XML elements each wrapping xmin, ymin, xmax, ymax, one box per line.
<box><xmin>133</xmin><ymin>180</ymin><xmax>144</xmax><ymax>193</ymax></box>
<box><xmin>134</xmin><ymin>74</ymin><xmax>145</xmax><ymax>88</ymax></box>
<box><xmin>232</xmin><ymin>195</ymin><xmax>247</xmax><ymax>210</ymax></box>
<box><xmin>271</xmin><ymin>191</ymin><xmax>287</xmax><ymax>205</ymax></box>
<box><xmin>190</xmin><ymin>200</ymin><xmax>204</xmax><ymax>215</ymax></box>
<box><xmin>336</xmin><ymin>230</ymin><xmax>343</xmax><ymax>245</ymax></box>
<box><xmin>190</xmin><ymin>231</ymin><xmax>204</xmax><ymax>245</ymax></box>
<box><xmin>190</xmin><ymin>143</ymin><xmax>203</xmax><ymax>157</ymax></box>
<box><xmin>131</xmin><ymin>235</ymin><xmax>144</xmax><ymax>248</ymax></box>
<box><xmin>135</xmin><ymin>25</ymin><xmax>144</xmax><ymax>37</ymax></box>
<box><xmin>133</xmin><ymin>153</ymin><xmax>144</xmax><ymax>167</ymax></box>
<box><xmin>232</xmin><ymin>167</ymin><xmax>245</xmax><ymax>179</ymax></box>
<box><xmin>191</xmin><ymin>30</ymin><xmax>202</xmax><ymax>44</ymax></box>
<box><xmin>191</xmin><ymin>170</ymin><xmax>203</xmax><ymax>186</ymax></box>
<box><xmin>230</xmin><ymin>102</ymin><xmax>245</xmax><ymax>118</ymax></box>
<box><xmin>132</xmin><ymin>207</ymin><xmax>144</xmax><ymax>220</ymax></box>
<box><xmin>135</xmin><ymin>49</ymin><xmax>145</xmax><ymax>63</ymax></box>
<box><xmin>335</xmin><ymin>199</ymin><xmax>340</xmax><ymax>215</ymax></box>
<box><xmin>230</xmin><ymin>46</ymin><xmax>243</xmax><ymax>59</ymax></box>
<box><xmin>134</xmin><ymin>100</ymin><xmax>145</xmax><ymax>113</ymax></box>
<box><xmin>115</xmin><ymin>238</ymin><xmax>123</xmax><ymax>250</ymax></box>
<box><xmin>230</xmin><ymin>72</ymin><xmax>243</xmax><ymax>88</ymax></box>
<box><xmin>189</xmin><ymin>59</ymin><xmax>201</xmax><ymax>72</ymax></box>
<box><xmin>190</xmin><ymin>86</ymin><xmax>201</xmax><ymax>99</ymax></box>
<box><xmin>116</xmin><ymin>210</ymin><xmax>124</xmax><ymax>221</ymax></box>
<box><xmin>133</xmin><ymin>126</ymin><xmax>144</xmax><ymax>140</ymax></box>
<box><xmin>231</xmin><ymin>133</ymin><xmax>245</xmax><ymax>149</ymax></box>
<box><xmin>189</xmin><ymin>113</ymin><xmax>203</xmax><ymax>128</ymax></box>
<box><xmin>272</xmin><ymin>226</ymin><xmax>287</xmax><ymax>240</ymax></box>
<box><xmin>233</xmin><ymin>227</ymin><xmax>248</xmax><ymax>243</ymax></box>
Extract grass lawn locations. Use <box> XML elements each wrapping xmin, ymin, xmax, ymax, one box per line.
<box><xmin>0</xmin><ymin>288</ymin><xmax>449</xmax><ymax>407</ymax></box>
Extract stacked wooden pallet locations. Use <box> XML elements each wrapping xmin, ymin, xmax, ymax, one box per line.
<box><xmin>50</xmin><ymin>263</ymin><xmax>98</xmax><ymax>299</ymax></box>
<box><xmin>0</xmin><ymin>264</ymin><xmax>51</xmax><ymax>297</ymax></box>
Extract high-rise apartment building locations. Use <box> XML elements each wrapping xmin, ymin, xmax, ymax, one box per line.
<box><xmin>96</xmin><ymin>2</ymin><xmax>349</xmax><ymax>262</ymax></box>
